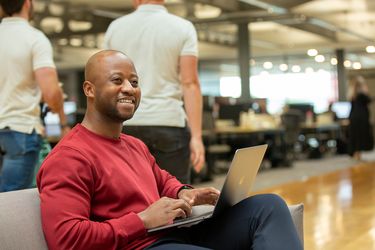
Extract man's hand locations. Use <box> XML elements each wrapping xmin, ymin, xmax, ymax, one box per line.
<box><xmin>178</xmin><ymin>187</ymin><xmax>220</xmax><ymax>206</ymax></box>
<box><xmin>137</xmin><ymin>197</ymin><xmax>192</xmax><ymax>229</ymax></box>
<box><xmin>190</xmin><ymin>136</ymin><xmax>205</xmax><ymax>173</ymax></box>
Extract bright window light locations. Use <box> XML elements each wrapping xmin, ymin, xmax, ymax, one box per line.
<box><xmin>220</xmin><ymin>76</ymin><xmax>241</xmax><ymax>98</ymax></box>
<box><xmin>250</xmin><ymin>71</ymin><xmax>335</xmax><ymax>114</ymax></box>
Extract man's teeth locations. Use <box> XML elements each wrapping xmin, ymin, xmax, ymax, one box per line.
<box><xmin>118</xmin><ymin>99</ymin><xmax>133</xmax><ymax>103</ymax></box>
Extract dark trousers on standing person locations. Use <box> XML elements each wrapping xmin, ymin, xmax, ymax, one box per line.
<box><xmin>123</xmin><ymin>126</ymin><xmax>191</xmax><ymax>183</ymax></box>
<box><xmin>146</xmin><ymin>194</ymin><xmax>303</xmax><ymax>250</ymax></box>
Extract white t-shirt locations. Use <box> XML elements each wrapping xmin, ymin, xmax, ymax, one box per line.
<box><xmin>0</xmin><ymin>17</ymin><xmax>55</xmax><ymax>134</ymax></box>
<box><xmin>104</xmin><ymin>4</ymin><xmax>198</xmax><ymax>127</ymax></box>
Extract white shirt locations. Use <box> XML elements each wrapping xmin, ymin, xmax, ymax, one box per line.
<box><xmin>0</xmin><ymin>17</ymin><xmax>55</xmax><ymax>134</ymax></box>
<box><xmin>104</xmin><ymin>4</ymin><xmax>198</xmax><ymax>127</ymax></box>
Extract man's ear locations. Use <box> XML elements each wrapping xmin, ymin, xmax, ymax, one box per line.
<box><xmin>83</xmin><ymin>81</ymin><xmax>95</xmax><ymax>98</ymax></box>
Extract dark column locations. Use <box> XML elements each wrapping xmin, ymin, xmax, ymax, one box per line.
<box><xmin>336</xmin><ymin>49</ymin><xmax>347</xmax><ymax>101</ymax></box>
<box><xmin>237</xmin><ymin>22</ymin><xmax>251</xmax><ymax>101</ymax></box>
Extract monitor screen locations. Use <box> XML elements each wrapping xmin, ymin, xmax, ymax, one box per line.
<box><xmin>218</xmin><ymin>104</ymin><xmax>248</xmax><ymax>125</ymax></box>
<box><xmin>331</xmin><ymin>102</ymin><xmax>351</xmax><ymax>119</ymax></box>
<box><xmin>44</xmin><ymin>102</ymin><xmax>77</xmax><ymax>137</ymax></box>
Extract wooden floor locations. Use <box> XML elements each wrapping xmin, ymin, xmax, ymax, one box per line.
<box><xmin>254</xmin><ymin>162</ymin><xmax>375</xmax><ymax>250</ymax></box>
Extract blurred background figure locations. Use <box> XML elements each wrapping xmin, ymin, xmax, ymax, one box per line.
<box><xmin>104</xmin><ymin>0</ymin><xmax>204</xmax><ymax>183</ymax></box>
<box><xmin>0</xmin><ymin>0</ymin><xmax>67</xmax><ymax>192</ymax></box>
<box><xmin>348</xmin><ymin>75</ymin><xmax>373</xmax><ymax>161</ymax></box>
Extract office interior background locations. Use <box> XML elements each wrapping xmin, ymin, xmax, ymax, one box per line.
<box><xmin>21</xmin><ymin>0</ymin><xmax>375</xmax><ymax>130</ymax></box>
<box><xmin>2</xmin><ymin>0</ymin><xmax>375</xmax><ymax>249</ymax></box>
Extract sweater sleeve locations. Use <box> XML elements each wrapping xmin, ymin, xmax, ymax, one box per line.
<box><xmin>37</xmin><ymin>147</ymin><xmax>146</xmax><ymax>250</ymax></box>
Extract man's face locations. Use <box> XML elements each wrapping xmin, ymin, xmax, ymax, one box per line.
<box><xmin>93</xmin><ymin>54</ymin><xmax>141</xmax><ymax>123</ymax></box>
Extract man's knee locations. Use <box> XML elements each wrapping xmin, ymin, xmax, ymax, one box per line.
<box><xmin>239</xmin><ymin>194</ymin><xmax>290</xmax><ymax>216</ymax></box>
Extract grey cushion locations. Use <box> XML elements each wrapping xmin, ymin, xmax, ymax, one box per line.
<box><xmin>0</xmin><ymin>188</ymin><xmax>304</xmax><ymax>250</ymax></box>
<box><xmin>0</xmin><ymin>188</ymin><xmax>48</xmax><ymax>250</ymax></box>
<box><xmin>288</xmin><ymin>203</ymin><xmax>304</xmax><ymax>244</ymax></box>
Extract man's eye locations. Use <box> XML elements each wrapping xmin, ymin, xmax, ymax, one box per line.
<box><xmin>131</xmin><ymin>80</ymin><xmax>139</xmax><ymax>87</ymax></box>
<box><xmin>112</xmin><ymin>78</ymin><xmax>122</xmax><ymax>84</ymax></box>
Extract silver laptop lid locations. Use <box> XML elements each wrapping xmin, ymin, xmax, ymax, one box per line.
<box><xmin>213</xmin><ymin>144</ymin><xmax>268</xmax><ymax>216</ymax></box>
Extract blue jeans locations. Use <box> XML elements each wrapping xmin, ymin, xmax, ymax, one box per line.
<box><xmin>0</xmin><ymin>129</ymin><xmax>41</xmax><ymax>192</ymax></box>
<box><xmin>124</xmin><ymin>126</ymin><xmax>191</xmax><ymax>183</ymax></box>
<box><xmin>146</xmin><ymin>194</ymin><xmax>303</xmax><ymax>250</ymax></box>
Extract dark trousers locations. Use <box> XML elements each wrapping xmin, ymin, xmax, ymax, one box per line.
<box><xmin>146</xmin><ymin>194</ymin><xmax>303</xmax><ymax>250</ymax></box>
<box><xmin>123</xmin><ymin>126</ymin><xmax>191</xmax><ymax>183</ymax></box>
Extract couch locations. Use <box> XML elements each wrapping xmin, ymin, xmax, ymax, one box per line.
<box><xmin>0</xmin><ymin>188</ymin><xmax>304</xmax><ymax>250</ymax></box>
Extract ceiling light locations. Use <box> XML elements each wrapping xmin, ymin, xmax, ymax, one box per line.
<box><xmin>263</xmin><ymin>61</ymin><xmax>273</xmax><ymax>69</ymax></box>
<box><xmin>57</xmin><ymin>38</ymin><xmax>68</xmax><ymax>46</ymax></box>
<box><xmin>291</xmin><ymin>65</ymin><xmax>301</xmax><ymax>73</ymax></box>
<box><xmin>366</xmin><ymin>46</ymin><xmax>375</xmax><ymax>53</ymax></box>
<box><xmin>352</xmin><ymin>62</ymin><xmax>362</xmax><ymax>70</ymax></box>
<box><xmin>279</xmin><ymin>64</ymin><xmax>288</xmax><ymax>71</ymax></box>
<box><xmin>70</xmin><ymin>38</ymin><xmax>82</xmax><ymax>47</ymax></box>
<box><xmin>315</xmin><ymin>55</ymin><xmax>325</xmax><ymax>63</ymax></box>
<box><xmin>330</xmin><ymin>58</ymin><xmax>338</xmax><ymax>65</ymax></box>
<box><xmin>307</xmin><ymin>49</ymin><xmax>318</xmax><ymax>57</ymax></box>
<box><xmin>344</xmin><ymin>60</ymin><xmax>352</xmax><ymax>68</ymax></box>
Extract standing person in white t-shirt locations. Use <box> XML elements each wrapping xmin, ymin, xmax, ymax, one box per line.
<box><xmin>0</xmin><ymin>0</ymin><xmax>68</xmax><ymax>192</ymax></box>
<box><xmin>104</xmin><ymin>0</ymin><xmax>205</xmax><ymax>183</ymax></box>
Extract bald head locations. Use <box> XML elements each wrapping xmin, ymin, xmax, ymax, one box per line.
<box><xmin>85</xmin><ymin>50</ymin><xmax>130</xmax><ymax>83</ymax></box>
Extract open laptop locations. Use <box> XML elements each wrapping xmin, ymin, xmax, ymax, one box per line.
<box><xmin>148</xmin><ymin>144</ymin><xmax>268</xmax><ymax>233</ymax></box>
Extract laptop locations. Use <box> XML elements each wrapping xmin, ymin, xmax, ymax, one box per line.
<box><xmin>148</xmin><ymin>144</ymin><xmax>268</xmax><ymax>233</ymax></box>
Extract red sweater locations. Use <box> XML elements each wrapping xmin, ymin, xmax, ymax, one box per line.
<box><xmin>37</xmin><ymin>124</ymin><xmax>185</xmax><ymax>250</ymax></box>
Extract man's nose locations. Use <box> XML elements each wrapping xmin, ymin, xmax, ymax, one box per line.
<box><xmin>120</xmin><ymin>79</ymin><xmax>135</xmax><ymax>93</ymax></box>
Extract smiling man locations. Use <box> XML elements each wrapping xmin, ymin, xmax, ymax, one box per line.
<box><xmin>37</xmin><ymin>50</ymin><xmax>302</xmax><ymax>250</ymax></box>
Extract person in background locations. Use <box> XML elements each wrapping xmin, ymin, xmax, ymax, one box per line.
<box><xmin>37</xmin><ymin>50</ymin><xmax>302</xmax><ymax>250</ymax></box>
<box><xmin>348</xmin><ymin>75</ymin><xmax>374</xmax><ymax>161</ymax></box>
<box><xmin>103</xmin><ymin>0</ymin><xmax>204</xmax><ymax>183</ymax></box>
<box><xmin>0</xmin><ymin>0</ymin><xmax>67</xmax><ymax>192</ymax></box>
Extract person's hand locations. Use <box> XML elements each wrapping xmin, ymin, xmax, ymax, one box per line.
<box><xmin>137</xmin><ymin>197</ymin><xmax>192</xmax><ymax>229</ymax></box>
<box><xmin>178</xmin><ymin>187</ymin><xmax>220</xmax><ymax>206</ymax></box>
<box><xmin>190</xmin><ymin>136</ymin><xmax>205</xmax><ymax>173</ymax></box>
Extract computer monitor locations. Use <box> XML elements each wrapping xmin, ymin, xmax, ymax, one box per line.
<box><xmin>218</xmin><ymin>103</ymin><xmax>249</xmax><ymax>125</ymax></box>
<box><xmin>331</xmin><ymin>102</ymin><xmax>351</xmax><ymax>119</ymax></box>
<box><xmin>287</xmin><ymin>103</ymin><xmax>314</xmax><ymax>122</ymax></box>
<box><xmin>44</xmin><ymin>102</ymin><xmax>77</xmax><ymax>137</ymax></box>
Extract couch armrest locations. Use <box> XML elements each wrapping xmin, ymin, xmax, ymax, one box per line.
<box><xmin>288</xmin><ymin>203</ymin><xmax>304</xmax><ymax>245</ymax></box>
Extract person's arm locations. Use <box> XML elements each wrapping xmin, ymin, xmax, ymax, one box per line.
<box><xmin>37</xmin><ymin>148</ymin><xmax>147</xmax><ymax>250</ymax></box>
<box><xmin>34</xmin><ymin>67</ymin><xmax>64</xmax><ymax>113</ymax></box>
<box><xmin>57</xmin><ymin>107</ymin><xmax>71</xmax><ymax>137</ymax></box>
<box><xmin>180</xmin><ymin>55</ymin><xmax>205</xmax><ymax>173</ymax></box>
